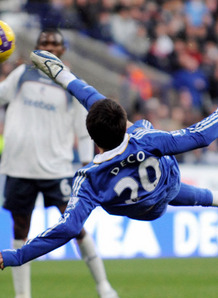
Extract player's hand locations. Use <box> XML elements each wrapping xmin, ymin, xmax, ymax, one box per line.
<box><xmin>0</xmin><ymin>252</ymin><xmax>4</xmax><ymax>270</ymax></box>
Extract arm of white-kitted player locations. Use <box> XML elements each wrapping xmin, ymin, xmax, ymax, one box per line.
<box><xmin>0</xmin><ymin>64</ymin><xmax>26</xmax><ymax>106</ymax></box>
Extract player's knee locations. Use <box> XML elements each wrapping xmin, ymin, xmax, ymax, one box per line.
<box><xmin>12</xmin><ymin>214</ymin><xmax>31</xmax><ymax>239</ymax></box>
<box><xmin>14</xmin><ymin>225</ymin><xmax>29</xmax><ymax>239</ymax></box>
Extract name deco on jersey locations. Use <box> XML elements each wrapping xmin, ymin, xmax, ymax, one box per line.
<box><xmin>111</xmin><ymin>151</ymin><xmax>160</xmax><ymax>176</ymax></box>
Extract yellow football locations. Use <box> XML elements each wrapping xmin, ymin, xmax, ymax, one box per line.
<box><xmin>0</xmin><ymin>20</ymin><xmax>15</xmax><ymax>63</ymax></box>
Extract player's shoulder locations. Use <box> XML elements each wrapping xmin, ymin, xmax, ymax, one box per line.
<box><xmin>75</xmin><ymin>162</ymin><xmax>97</xmax><ymax>176</ymax></box>
<box><xmin>127</xmin><ymin>119</ymin><xmax>154</xmax><ymax>134</ymax></box>
<box><xmin>8</xmin><ymin>63</ymin><xmax>26</xmax><ymax>77</ymax></box>
<box><xmin>72</xmin><ymin>162</ymin><xmax>97</xmax><ymax>191</ymax></box>
<box><xmin>0</xmin><ymin>64</ymin><xmax>27</xmax><ymax>88</ymax></box>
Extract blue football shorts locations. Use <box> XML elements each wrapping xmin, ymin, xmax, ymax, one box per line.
<box><xmin>3</xmin><ymin>176</ymin><xmax>73</xmax><ymax>215</ymax></box>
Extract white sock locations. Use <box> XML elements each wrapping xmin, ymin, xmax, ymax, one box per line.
<box><xmin>56</xmin><ymin>70</ymin><xmax>76</xmax><ymax>89</ymax></box>
<box><xmin>211</xmin><ymin>191</ymin><xmax>218</xmax><ymax>206</ymax></box>
<box><xmin>77</xmin><ymin>233</ymin><xmax>111</xmax><ymax>289</ymax></box>
<box><xmin>12</xmin><ymin>240</ymin><xmax>31</xmax><ymax>298</ymax></box>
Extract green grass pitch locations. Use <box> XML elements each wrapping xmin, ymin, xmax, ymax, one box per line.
<box><xmin>1</xmin><ymin>258</ymin><xmax>218</xmax><ymax>297</ymax></box>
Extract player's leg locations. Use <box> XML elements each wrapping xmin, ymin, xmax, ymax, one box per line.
<box><xmin>12</xmin><ymin>213</ymin><xmax>32</xmax><ymax>298</ymax></box>
<box><xmin>30</xmin><ymin>50</ymin><xmax>104</xmax><ymax>111</ymax></box>
<box><xmin>169</xmin><ymin>182</ymin><xmax>215</xmax><ymax>207</ymax></box>
<box><xmin>76</xmin><ymin>228</ymin><xmax>119</xmax><ymax>298</ymax></box>
<box><xmin>42</xmin><ymin>177</ymin><xmax>119</xmax><ymax>298</ymax></box>
<box><xmin>3</xmin><ymin>176</ymin><xmax>38</xmax><ymax>298</ymax></box>
<box><xmin>54</xmin><ymin>214</ymin><xmax>119</xmax><ymax>298</ymax></box>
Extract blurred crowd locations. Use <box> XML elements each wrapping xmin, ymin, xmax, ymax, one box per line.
<box><xmin>0</xmin><ymin>0</ymin><xmax>218</xmax><ymax>164</ymax></box>
<box><xmin>24</xmin><ymin>1</ymin><xmax>218</xmax><ymax>108</ymax></box>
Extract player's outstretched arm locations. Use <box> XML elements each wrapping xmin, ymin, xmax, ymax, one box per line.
<box><xmin>30</xmin><ymin>50</ymin><xmax>105</xmax><ymax>111</ymax></box>
<box><xmin>0</xmin><ymin>200</ymin><xmax>92</xmax><ymax>268</ymax></box>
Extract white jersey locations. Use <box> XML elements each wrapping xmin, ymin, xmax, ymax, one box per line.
<box><xmin>0</xmin><ymin>64</ymin><xmax>93</xmax><ymax>179</ymax></box>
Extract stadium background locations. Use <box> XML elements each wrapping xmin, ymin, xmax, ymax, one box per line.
<box><xmin>0</xmin><ymin>0</ymin><xmax>218</xmax><ymax>260</ymax></box>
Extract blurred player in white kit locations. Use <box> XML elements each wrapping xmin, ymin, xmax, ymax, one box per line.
<box><xmin>0</xmin><ymin>28</ymin><xmax>118</xmax><ymax>298</ymax></box>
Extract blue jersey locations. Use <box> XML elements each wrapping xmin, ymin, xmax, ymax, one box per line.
<box><xmin>2</xmin><ymin>77</ymin><xmax>218</xmax><ymax>267</ymax></box>
<box><xmin>70</xmin><ymin>120</ymin><xmax>180</xmax><ymax>222</ymax></box>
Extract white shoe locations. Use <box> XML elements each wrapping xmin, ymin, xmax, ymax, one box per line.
<box><xmin>30</xmin><ymin>50</ymin><xmax>70</xmax><ymax>88</ymax></box>
<box><xmin>97</xmin><ymin>281</ymin><xmax>119</xmax><ymax>298</ymax></box>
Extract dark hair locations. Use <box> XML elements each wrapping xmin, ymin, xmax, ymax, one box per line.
<box><xmin>36</xmin><ymin>28</ymin><xmax>64</xmax><ymax>46</ymax></box>
<box><xmin>86</xmin><ymin>99</ymin><xmax>127</xmax><ymax>150</ymax></box>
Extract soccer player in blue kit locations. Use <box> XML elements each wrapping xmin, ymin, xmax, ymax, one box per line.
<box><xmin>1</xmin><ymin>50</ymin><xmax>218</xmax><ymax>273</ymax></box>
